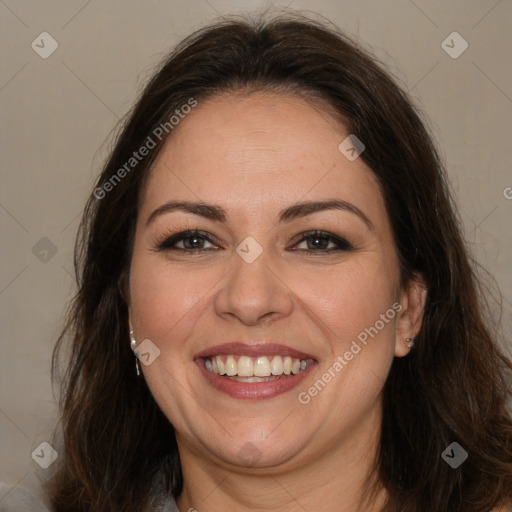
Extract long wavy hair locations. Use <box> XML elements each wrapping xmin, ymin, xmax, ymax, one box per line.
<box><xmin>48</xmin><ymin>10</ymin><xmax>512</xmax><ymax>512</ymax></box>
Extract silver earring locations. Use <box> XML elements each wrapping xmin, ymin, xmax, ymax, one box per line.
<box><xmin>130</xmin><ymin>330</ymin><xmax>140</xmax><ymax>376</ymax></box>
<box><xmin>406</xmin><ymin>337</ymin><xmax>415</xmax><ymax>349</ymax></box>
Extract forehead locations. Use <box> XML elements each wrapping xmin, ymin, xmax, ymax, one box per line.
<box><xmin>141</xmin><ymin>91</ymin><xmax>385</xmax><ymax>225</ymax></box>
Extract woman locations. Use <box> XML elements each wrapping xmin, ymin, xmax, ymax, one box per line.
<box><xmin>47</xmin><ymin>10</ymin><xmax>512</xmax><ymax>512</ymax></box>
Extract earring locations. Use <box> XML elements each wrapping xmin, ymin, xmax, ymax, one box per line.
<box><xmin>406</xmin><ymin>337</ymin><xmax>415</xmax><ymax>349</ymax></box>
<box><xmin>130</xmin><ymin>330</ymin><xmax>141</xmax><ymax>376</ymax></box>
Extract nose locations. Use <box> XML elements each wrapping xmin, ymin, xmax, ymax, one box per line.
<box><xmin>214</xmin><ymin>248</ymin><xmax>294</xmax><ymax>326</ymax></box>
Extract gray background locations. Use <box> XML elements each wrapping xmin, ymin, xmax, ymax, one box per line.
<box><xmin>1</xmin><ymin>0</ymin><xmax>511</xmax><ymax>506</ymax></box>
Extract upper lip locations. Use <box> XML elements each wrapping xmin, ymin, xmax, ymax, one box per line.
<box><xmin>194</xmin><ymin>342</ymin><xmax>316</xmax><ymax>361</ymax></box>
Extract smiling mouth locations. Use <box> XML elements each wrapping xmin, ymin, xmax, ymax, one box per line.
<box><xmin>203</xmin><ymin>355</ymin><xmax>315</xmax><ymax>382</ymax></box>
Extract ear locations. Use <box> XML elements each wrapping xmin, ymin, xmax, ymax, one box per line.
<box><xmin>394</xmin><ymin>274</ymin><xmax>427</xmax><ymax>357</ymax></box>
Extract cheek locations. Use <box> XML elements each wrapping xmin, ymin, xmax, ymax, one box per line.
<box><xmin>301</xmin><ymin>258</ymin><xmax>399</xmax><ymax>345</ymax></box>
<box><xmin>129</xmin><ymin>253</ymin><xmax>223</xmax><ymax>346</ymax></box>
<box><xmin>304</xmin><ymin>267</ymin><xmax>399</xmax><ymax>406</ymax></box>
<box><xmin>128</xmin><ymin>254</ymin><xmax>220</xmax><ymax>425</ymax></box>
<box><xmin>130</xmin><ymin>249</ymin><xmax>399</xmax><ymax>348</ymax></box>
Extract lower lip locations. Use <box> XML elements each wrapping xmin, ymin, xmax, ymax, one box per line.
<box><xmin>196</xmin><ymin>359</ymin><xmax>316</xmax><ymax>400</ymax></box>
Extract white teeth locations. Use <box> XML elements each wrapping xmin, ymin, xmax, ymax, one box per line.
<box><xmin>283</xmin><ymin>356</ymin><xmax>292</xmax><ymax>375</ymax></box>
<box><xmin>237</xmin><ymin>356</ymin><xmax>253</xmax><ymax>377</ymax></box>
<box><xmin>225</xmin><ymin>355</ymin><xmax>237</xmax><ymax>376</ymax></box>
<box><xmin>254</xmin><ymin>357</ymin><xmax>271</xmax><ymax>377</ymax></box>
<box><xmin>270</xmin><ymin>356</ymin><xmax>283</xmax><ymax>375</ymax></box>
<box><xmin>205</xmin><ymin>354</ymin><xmax>312</xmax><ymax>378</ymax></box>
<box><xmin>228</xmin><ymin>376</ymin><xmax>281</xmax><ymax>383</ymax></box>
<box><xmin>216</xmin><ymin>355</ymin><xmax>225</xmax><ymax>375</ymax></box>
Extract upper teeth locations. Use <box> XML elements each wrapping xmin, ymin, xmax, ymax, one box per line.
<box><xmin>205</xmin><ymin>355</ymin><xmax>309</xmax><ymax>377</ymax></box>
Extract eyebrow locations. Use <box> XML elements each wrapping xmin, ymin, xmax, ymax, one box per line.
<box><xmin>145</xmin><ymin>199</ymin><xmax>373</xmax><ymax>231</ymax></box>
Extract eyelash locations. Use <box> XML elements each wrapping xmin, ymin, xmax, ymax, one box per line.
<box><xmin>155</xmin><ymin>229</ymin><xmax>353</xmax><ymax>254</ymax></box>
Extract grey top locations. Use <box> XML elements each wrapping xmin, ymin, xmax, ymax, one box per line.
<box><xmin>2</xmin><ymin>482</ymin><xmax>509</xmax><ymax>512</ymax></box>
<box><xmin>0</xmin><ymin>482</ymin><xmax>180</xmax><ymax>512</ymax></box>
<box><xmin>151</xmin><ymin>494</ymin><xmax>180</xmax><ymax>512</ymax></box>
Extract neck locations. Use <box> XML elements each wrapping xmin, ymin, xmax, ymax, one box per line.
<box><xmin>175</xmin><ymin>401</ymin><xmax>388</xmax><ymax>512</ymax></box>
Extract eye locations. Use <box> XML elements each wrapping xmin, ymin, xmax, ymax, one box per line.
<box><xmin>157</xmin><ymin>230</ymin><xmax>220</xmax><ymax>251</ymax></box>
<box><xmin>291</xmin><ymin>230</ymin><xmax>353</xmax><ymax>252</ymax></box>
<box><xmin>155</xmin><ymin>229</ymin><xmax>353</xmax><ymax>254</ymax></box>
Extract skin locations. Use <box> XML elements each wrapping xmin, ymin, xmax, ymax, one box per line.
<box><xmin>128</xmin><ymin>91</ymin><xmax>426</xmax><ymax>512</ymax></box>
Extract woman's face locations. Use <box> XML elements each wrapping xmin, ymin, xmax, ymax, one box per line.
<box><xmin>129</xmin><ymin>91</ymin><xmax>418</xmax><ymax>471</ymax></box>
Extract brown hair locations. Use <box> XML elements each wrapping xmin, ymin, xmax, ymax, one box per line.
<box><xmin>48</xmin><ymin>10</ymin><xmax>512</xmax><ymax>511</ymax></box>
